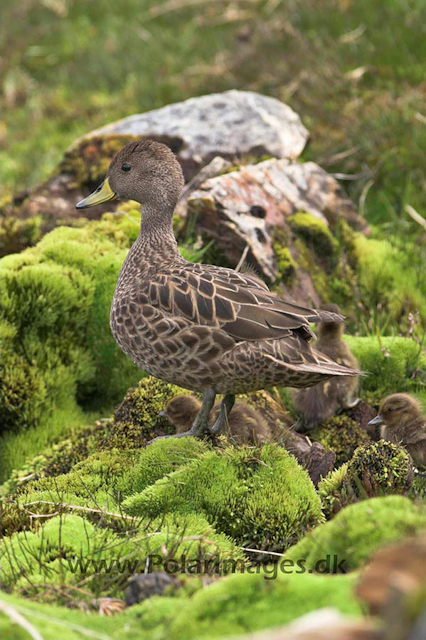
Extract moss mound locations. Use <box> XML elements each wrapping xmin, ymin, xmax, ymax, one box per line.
<box><xmin>118</xmin><ymin>437</ymin><xmax>209</xmax><ymax>497</ymax></box>
<box><xmin>319</xmin><ymin>441</ymin><xmax>413</xmax><ymax>518</ymax></box>
<box><xmin>0</xmin><ymin>511</ymin><xmax>241</xmax><ymax>604</ymax></box>
<box><xmin>123</xmin><ymin>443</ymin><xmax>323</xmax><ymax>552</ymax></box>
<box><xmin>285</xmin><ymin>496</ymin><xmax>426</xmax><ymax>573</ymax></box>
<box><xmin>310</xmin><ymin>414</ymin><xmax>371</xmax><ymax>466</ymax></box>
<box><xmin>165</xmin><ymin>571</ymin><xmax>360</xmax><ymax>639</ymax></box>
<box><xmin>0</xmin><ymin>216</ymin><xmax>142</xmax><ymax>480</ymax></box>
<box><xmin>113</xmin><ymin>377</ymin><xmax>189</xmax><ymax>442</ymax></box>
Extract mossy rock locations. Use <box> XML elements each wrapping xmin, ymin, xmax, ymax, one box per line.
<box><xmin>344</xmin><ymin>335</ymin><xmax>426</xmax><ymax>404</ymax></box>
<box><xmin>287</xmin><ymin>211</ymin><xmax>339</xmax><ymax>267</ymax></box>
<box><xmin>319</xmin><ymin>440</ymin><xmax>414</xmax><ymax>518</ymax></box>
<box><xmin>0</xmin><ymin>511</ymin><xmax>241</xmax><ymax>603</ymax></box>
<box><xmin>310</xmin><ymin>415</ymin><xmax>371</xmax><ymax>466</ymax></box>
<box><xmin>285</xmin><ymin>496</ymin><xmax>426</xmax><ymax>573</ymax></box>
<box><xmin>123</xmin><ymin>443</ymin><xmax>323</xmax><ymax>552</ymax></box>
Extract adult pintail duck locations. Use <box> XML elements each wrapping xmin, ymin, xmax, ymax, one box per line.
<box><xmin>76</xmin><ymin>140</ymin><xmax>360</xmax><ymax>437</ymax></box>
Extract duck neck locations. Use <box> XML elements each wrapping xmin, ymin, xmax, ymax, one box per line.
<box><xmin>137</xmin><ymin>201</ymin><xmax>179</xmax><ymax>254</ymax></box>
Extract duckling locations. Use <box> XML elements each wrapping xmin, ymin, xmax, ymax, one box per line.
<box><xmin>76</xmin><ymin>141</ymin><xmax>360</xmax><ymax>439</ymax></box>
<box><xmin>161</xmin><ymin>395</ymin><xmax>271</xmax><ymax>444</ymax></box>
<box><xmin>292</xmin><ymin>304</ymin><xmax>360</xmax><ymax>430</ymax></box>
<box><xmin>368</xmin><ymin>393</ymin><xmax>426</xmax><ymax>469</ymax></box>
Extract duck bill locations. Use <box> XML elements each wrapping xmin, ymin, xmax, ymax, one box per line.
<box><xmin>76</xmin><ymin>178</ymin><xmax>117</xmax><ymax>209</ymax></box>
<box><xmin>368</xmin><ymin>414</ymin><xmax>384</xmax><ymax>427</ymax></box>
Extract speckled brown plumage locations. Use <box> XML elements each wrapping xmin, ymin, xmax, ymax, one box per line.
<box><xmin>76</xmin><ymin>140</ymin><xmax>360</xmax><ymax>436</ymax></box>
<box><xmin>368</xmin><ymin>393</ymin><xmax>426</xmax><ymax>469</ymax></box>
<box><xmin>292</xmin><ymin>304</ymin><xmax>360</xmax><ymax>430</ymax></box>
<box><xmin>163</xmin><ymin>394</ymin><xmax>272</xmax><ymax>444</ymax></box>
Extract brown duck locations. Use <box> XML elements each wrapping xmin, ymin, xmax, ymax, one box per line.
<box><xmin>161</xmin><ymin>394</ymin><xmax>271</xmax><ymax>444</ymax></box>
<box><xmin>76</xmin><ymin>140</ymin><xmax>360</xmax><ymax>437</ymax></box>
<box><xmin>292</xmin><ymin>303</ymin><xmax>360</xmax><ymax>429</ymax></box>
<box><xmin>368</xmin><ymin>393</ymin><xmax>426</xmax><ymax>469</ymax></box>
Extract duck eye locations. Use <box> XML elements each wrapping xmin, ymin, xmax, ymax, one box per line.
<box><xmin>121</xmin><ymin>163</ymin><xmax>131</xmax><ymax>172</ymax></box>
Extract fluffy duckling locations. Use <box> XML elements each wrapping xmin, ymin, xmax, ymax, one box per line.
<box><xmin>161</xmin><ymin>395</ymin><xmax>272</xmax><ymax>445</ymax></box>
<box><xmin>292</xmin><ymin>304</ymin><xmax>359</xmax><ymax>430</ymax></box>
<box><xmin>368</xmin><ymin>393</ymin><xmax>426</xmax><ymax>469</ymax></box>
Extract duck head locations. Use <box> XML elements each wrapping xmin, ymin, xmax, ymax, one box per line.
<box><xmin>76</xmin><ymin>140</ymin><xmax>184</xmax><ymax>214</ymax></box>
<box><xmin>368</xmin><ymin>393</ymin><xmax>421</xmax><ymax>429</ymax></box>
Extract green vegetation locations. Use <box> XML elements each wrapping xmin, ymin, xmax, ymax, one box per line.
<box><xmin>2</xmin><ymin>0</ymin><xmax>425</xmax><ymax>237</ymax></box>
<box><xmin>0</xmin><ymin>213</ymin><xmax>204</xmax><ymax>481</ymax></box>
<box><xmin>1</xmin><ymin>2</ymin><xmax>425</xmax><ymax>637</ymax></box>
<box><xmin>344</xmin><ymin>335</ymin><xmax>426</xmax><ymax>404</ymax></box>
<box><xmin>286</xmin><ymin>496</ymin><xmax>426</xmax><ymax>572</ymax></box>
<box><xmin>287</xmin><ymin>212</ymin><xmax>339</xmax><ymax>267</ymax></box>
<box><xmin>319</xmin><ymin>441</ymin><xmax>413</xmax><ymax>518</ymax></box>
<box><xmin>310</xmin><ymin>415</ymin><xmax>371</xmax><ymax>467</ymax></box>
<box><xmin>1</xmin><ymin>512</ymin><xmax>241</xmax><ymax>602</ymax></box>
<box><xmin>122</xmin><ymin>443</ymin><xmax>323</xmax><ymax>552</ymax></box>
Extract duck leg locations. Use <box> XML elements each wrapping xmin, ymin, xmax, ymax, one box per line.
<box><xmin>210</xmin><ymin>394</ymin><xmax>235</xmax><ymax>436</ymax></box>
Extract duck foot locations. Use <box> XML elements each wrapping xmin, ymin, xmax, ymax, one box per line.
<box><xmin>209</xmin><ymin>394</ymin><xmax>235</xmax><ymax>436</ymax></box>
<box><xmin>149</xmin><ymin>388</ymin><xmax>216</xmax><ymax>443</ymax></box>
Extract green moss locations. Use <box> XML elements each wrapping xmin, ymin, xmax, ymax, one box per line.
<box><xmin>310</xmin><ymin>415</ymin><xmax>371</xmax><ymax>467</ymax></box>
<box><xmin>319</xmin><ymin>441</ymin><xmax>413</xmax><ymax>518</ymax></box>
<box><xmin>118</xmin><ymin>437</ymin><xmax>209</xmax><ymax>498</ymax></box>
<box><xmin>344</xmin><ymin>335</ymin><xmax>426</xmax><ymax>403</ymax></box>
<box><xmin>288</xmin><ymin>212</ymin><xmax>339</xmax><ymax>266</ymax></box>
<box><xmin>113</xmin><ymin>377</ymin><xmax>187</xmax><ymax>438</ymax></box>
<box><xmin>273</xmin><ymin>237</ymin><xmax>298</xmax><ymax>283</ymax></box>
<box><xmin>166</xmin><ymin>571</ymin><xmax>360</xmax><ymax>639</ymax></box>
<box><xmin>286</xmin><ymin>496</ymin><xmax>426</xmax><ymax>573</ymax></box>
<box><xmin>123</xmin><ymin>443</ymin><xmax>323</xmax><ymax>552</ymax></box>
<box><xmin>353</xmin><ymin>234</ymin><xmax>426</xmax><ymax>329</ymax></box>
<box><xmin>0</xmin><ymin>214</ymin><xmax>43</xmax><ymax>257</ymax></box>
<box><xmin>1</xmin><ymin>510</ymin><xmax>241</xmax><ymax>603</ymax></box>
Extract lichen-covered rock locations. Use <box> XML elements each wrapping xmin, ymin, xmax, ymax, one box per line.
<box><xmin>122</xmin><ymin>443</ymin><xmax>323</xmax><ymax>553</ymax></box>
<box><xmin>285</xmin><ymin>496</ymin><xmax>426</xmax><ymax>573</ymax></box>
<box><xmin>318</xmin><ymin>441</ymin><xmax>414</xmax><ymax>518</ymax></box>
<box><xmin>186</xmin><ymin>159</ymin><xmax>365</xmax><ymax>291</ymax></box>
<box><xmin>310</xmin><ymin>415</ymin><xmax>371</xmax><ymax>467</ymax></box>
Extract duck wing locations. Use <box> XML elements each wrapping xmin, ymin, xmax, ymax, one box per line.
<box><xmin>143</xmin><ymin>263</ymin><xmax>343</xmax><ymax>343</ymax></box>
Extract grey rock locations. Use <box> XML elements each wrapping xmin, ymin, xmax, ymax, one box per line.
<box><xmin>75</xmin><ymin>90</ymin><xmax>309</xmax><ymax>178</ymax></box>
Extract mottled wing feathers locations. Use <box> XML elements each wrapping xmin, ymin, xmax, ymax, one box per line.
<box><xmin>111</xmin><ymin>292</ymin><xmax>235</xmax><ymax>365</ymax></box>
<box><xmin>141</xmin><ymin>263</ymin><xmax>342</xmax><ymax>343</ymax></box>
